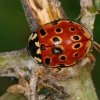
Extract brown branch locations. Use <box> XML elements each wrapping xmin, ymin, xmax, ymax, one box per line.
<box><xmin>20</xmin><ymin>0</ymin><xmax>66</xmax><ymax>31</ymax></box>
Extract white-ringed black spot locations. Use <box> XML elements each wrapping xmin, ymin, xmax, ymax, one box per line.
<box><xmin>52</xmin><ymin>37</ymin><xmax>60</xmax><ymax>42</ymax></box>
<box><xmin>55</xmin><ymin>28</ymin><xmax>62</xmax><ymax>33</ymax></box>
<box><xmin>74</xmin><ymin>53</ymin><xmax>79</xmax><ymax>57</ymax></box>
<box><xmin>45</xmin><ymin>58</ymin><xmax>51</xmax><ymax>65</ymax></box>
<box><xmin>52</xmin><ymin>47</ymin><xmax>63</xmax><ymax>55</ymax></box>
<box><xmin>72</xmin><ymin>43</ymin><xmax>82</xmax><ymax>50</ymax></box>
<box><xmin>71</xmin><ymin>35</ymin><xmax>81</xmax><ymax>41</ymax></box>
<box><xmin>60</xmin><ymin>56</ymin><xmax>66</xmax><ymax>60</ymax></box>
<box><xmin>81</xmin><ymin>29</ymin><xmax>85</xmax><ymax>33</ymax></box>
<box><xmin>40</xmin><ymin>29</ymin><xmax>46</xmax><ymax>36</ymax></box>
<box><xmin>74</xmin><ymin>43</ymin><xmax>81</xmax><ymax>48</ymax></box>
<box><xmin>70</xmin><ymin>27</ymin><xmax>75</xmax><ymax>31</ymax></box>
<box><xmin>73</xmin><ymin>36</ymin><xmax>79</xmax><ymax>40</ymax></box>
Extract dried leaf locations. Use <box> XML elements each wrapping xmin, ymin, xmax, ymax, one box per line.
<box><xmin>18</xmin><ymin>75</ymin><xmax>29</xmax><ymax>88</ymax></box>
<box><xmin>7</xmin><ymin>84</ymin><xmax>26</xmax><ymax>94</ymax></box>
<box><xmin>7</xmin><ymin>75</ymin><xmax>29</xmax><ymax>94</ymax></box>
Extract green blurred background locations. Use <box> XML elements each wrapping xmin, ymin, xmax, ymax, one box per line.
<box><xmin>0</xmin><ymin>0</ymin><xmax>100</xmax><ymax>99</ymax></box>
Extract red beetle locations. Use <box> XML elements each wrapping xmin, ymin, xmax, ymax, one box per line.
<box><xmin>27</xmin><ymin>19</ymin><xmax>92</xmax><ymax>67</ymax></box>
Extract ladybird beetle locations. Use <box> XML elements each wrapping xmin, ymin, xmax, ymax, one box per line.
<box><xmin>27</xmin><ymin>19</ymin><xmax>92</xmax><ymax>67</ymax></box>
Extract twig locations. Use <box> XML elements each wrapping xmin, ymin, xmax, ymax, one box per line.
<box><xmin>20</xmin><ymin>0</ymin><xmax>66</xmax><ymax>31</ymax></box>
<box><xmin>0</xmin><ymin>49</ymin><xmax>34</xmax><ymax>77</ymax></box>
<box><xmin>80</xmin><ymin>0</ymin><xmax>96</xmax><ymax>38</ymax></box>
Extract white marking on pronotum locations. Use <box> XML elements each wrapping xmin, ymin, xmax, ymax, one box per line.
<box><xmin>34</xmin><ymin>57</ymin><xmax>41</xmax><ymax>63</ymax></box>
<box><xmin>37</xmin><ymin>48</ymin><xmax>41</xmax><ymax>54</ymax></box>
<box><xmin>35</xmin><ymin>42</ymin><xmax>40</xmax><ymax>47</ymax></box>
<box><xmin>29</xmin><ymin>33</ymin><xmax>37</xmax><ymax>40</ymax></box>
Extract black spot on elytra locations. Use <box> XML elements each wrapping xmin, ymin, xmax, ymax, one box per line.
<box><xmin>52</xmin><ymin>47</ymin><xmax>63</xmax><ymax>55</ymax></box>
<box><xmin>52</xmin><ymin>37</ymin><xmax>60</xmax><ymax>42</ymax></box>
<box><xmin>27</xmin><ymin>33</ymin><xmax>42</xmax><ymax>64</ymax></box>
<box><xmin>70</xmin><ymin>27</ymin><xmax>75</xmax><ymax>31</ymax></box>
<box><xmin>74</xmin><ymin>43</ymin><xmax>80</xmax><ymax>48</ymax></box>
<box><xmin>40</xmin><ymin>29</ymin><xmax>46</xmax><ymax>36</ymax></box>
<box><xmin>73</xmin><ymin>36</ymin><xmax>79</xmax><ymax>40</ymax></box>
<box><xmin>81</xmin><ymin>29</ymin><xmax>85</xmax><ymax>33</ymax></box>
<box><xmin>55</xmin><ymin>28</ymin><xmax>62</xmax><ymax>33</ymax></box>
<box><xmin>40</xmin><ymin>44</ymin><xmax>46</xmax><ymax>51</ymax></box>
<box><xmin>45</xmin><ymin>58</ymin><xmax>51</xmax><ymax>65</ymax></box>
<box><xmin>74</xmin><ymin>53</ymin><xmax>79</xmax><ymax>57</ymax></box>
<box><xmin>60</xmin><ymin>56</ymin><xmax>66</xmax><ymax>60</ymax></box>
